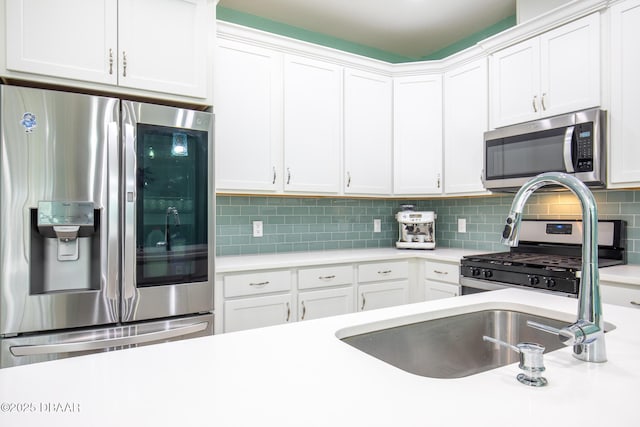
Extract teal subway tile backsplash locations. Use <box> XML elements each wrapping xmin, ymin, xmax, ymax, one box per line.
<box><xmin>215</xmin><ymin>189</ymin><xmax>640</xmax><ymax>264</ymax></box>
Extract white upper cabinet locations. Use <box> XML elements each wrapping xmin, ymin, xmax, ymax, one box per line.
<box><xmin>283</xmin><ymin>55</ymin><xmax>342</xmax><ymax>194</ymax></box>
<box><xmin>393</xmin><ymin>74</ymin><xmax>443</xmax><ymax>196</ymax></box>
<box><xmin>6</xmin><ymin>0</ymin><xmax>208</xmax><ymax>98</ymax></box>
<box><xmin>215</xmin><ymin>40</ymin><xmax>283</xmax><ymax>192</ymax></box>
<box><xmin>609</xmin><ymin>0</ymin><xmax>640</xmax><ymax>187</ymax></box>
<box><xmin>6</xmin><ymin>0</ymin><xmax>118</xmax><ymax>85</ymax></box>
<box><xmin>490</xmin><ymin>13</ymin><xmax>600</xmax><ymax>128</ymax></box>
<box><xmin>343</xmin><ymin>68</ymin><xmax>393</xmax><ymax>195</ymax></box>
<box><xmin>117</xmin><ymin>0</ymin><xmax>208</xmax><ymax>97</ymax></box>
<box><xmin>443</xmin><ymin>58</ymin><xmax>489</xmax><ymax>195</ymax></box>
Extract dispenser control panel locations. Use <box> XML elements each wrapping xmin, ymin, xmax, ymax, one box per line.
<box><xmin>37</xmin><ymin>201</ymin><xmax>94</xmax><ymax>227</ymax></box>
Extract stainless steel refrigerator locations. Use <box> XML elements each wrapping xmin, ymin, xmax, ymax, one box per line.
<box><xmin>0</xmin><ymin>85</ymin><xmax>214</xmax><ymax>368</ymax></box>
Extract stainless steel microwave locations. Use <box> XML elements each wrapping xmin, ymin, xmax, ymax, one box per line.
<box><xmin>483</xmin><ymin>108</ymin><xmax>606</xmax><ymax>192</ymax></box>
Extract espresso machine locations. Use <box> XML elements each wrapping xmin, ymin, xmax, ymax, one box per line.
<box><xmin>396</xmin><ymin>208</ymin><xmax>436</xmax><ymax>249</ymax></box>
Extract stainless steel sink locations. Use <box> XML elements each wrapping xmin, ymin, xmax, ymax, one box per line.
<box><xmin>339</xmin><ymin>309</ymin><xmax>612</xmax><ymax>378</ymax></box>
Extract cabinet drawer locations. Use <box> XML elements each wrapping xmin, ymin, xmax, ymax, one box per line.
<box><xmin>224</xmin><ymin>270</ymin><xmax>291</xmax><ymax>298</ymax></box>
<box><xmin>358</xmin><ymin>261</ymin><xmax>409</xmax><ymax>283</ymax></box>
<box><xmin>298</xmin><ymin>265</ymin><xmax>353</xmax><ymax>290</ymax></box>
<box><xmin>424</xmin><ymin>260</ymin><xmax>459</xmax><ymax>284</ymax></box>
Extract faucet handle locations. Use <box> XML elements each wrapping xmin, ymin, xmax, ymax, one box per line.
<box><xmin>527</xmin><ymin>320</ymin><xmax>601</xmax><ymax>346</ymax></box>
<box><xmin>483</xmin><ymin>335</ymin><xmax>548</xmax><ymax>387</ymax></box>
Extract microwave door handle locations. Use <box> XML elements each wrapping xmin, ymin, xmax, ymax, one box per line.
<box><xmin>563</xmin><ymin>126</ymin><xmax>575</xmax><ymax>173</ymax></box>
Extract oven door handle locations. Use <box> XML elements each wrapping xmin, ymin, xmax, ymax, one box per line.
<box><xmin>563</xmin><ymin>126</ymin><xmax>575</xmax><ymax>173</ymax></box>
<box><xmin>9</xmin><ymin>322</ymin><xmax>208</xmax><ymax>357</ymax></box>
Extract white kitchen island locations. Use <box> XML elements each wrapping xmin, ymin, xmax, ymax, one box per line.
<box><xmin>1</xmin><ymin>288</ymin><xmax>639</xmax><ymax>427</ymax></box>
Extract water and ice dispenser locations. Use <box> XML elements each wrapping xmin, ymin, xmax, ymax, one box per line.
<box><xmin>30</xmin><ymin>201</ymin><xmax>100</xmax><ymax>293</ymax></box>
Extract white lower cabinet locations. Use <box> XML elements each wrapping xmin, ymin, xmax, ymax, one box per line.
<box><xmin>424</xmin><ymin>260</ymin><xmax>461</xmax><ymax>301</ymax></box>
<box><xmin>357</xmin><ymin>261</ymin><xmax>409</xmax><ymax>311</ymax></box>
<box><xmin>224</xmin><ymin>294</ymin><xmax>294</xmax><ymax>333</ymax></box>
<box><xmin>219</xmin><ymin>260</ymin><xmax>419</xmax><ymax>332</ymax></box>
<box><xmin>298</xmin><ymin>288</ymin><xmax>354</xmax><ymax>321</ymax></box>
<box><xmin>222</xmin><ymin>269</ymin><xmax>293</xmax><ymax>333</ymax></box>
<box><xmin>358</xmin><ymin>281</ymin><xmax>409</xmax><ymax>311</ymax></box>
<box><xmin>600</xmin><ymin>282</ymin><xmax>640</xmax><ymax>309</ymax></box>
<box><xmin>297</xmin><ymin>265</ymin><xmax>354</xmax><ymax>321</ymax></box>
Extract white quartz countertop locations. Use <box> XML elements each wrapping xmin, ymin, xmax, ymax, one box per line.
<box><xmin>1</xmin><ymin>289</ymin><xmax>639</xmax><ymax>427</ymax></box>
<box><xmin>215</xmin><ymin>247</ymin><xmax>485</xmax><ymax>273</ymax></box>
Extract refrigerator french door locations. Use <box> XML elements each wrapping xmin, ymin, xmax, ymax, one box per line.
<box><xmin>121</xmin><ymin>101</ymin><xmax>214</xmax><ymax>322</ymax></box>
<box><xmin>0</xmin><ymin>86</ymin><xmax>213</xmax><ymax>368</ymax></box>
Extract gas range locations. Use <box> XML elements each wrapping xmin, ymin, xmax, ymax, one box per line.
<box><xmin>460</xmin><ymin>219</ymin><xmax>625</xmax><ymax>297</ymax></box>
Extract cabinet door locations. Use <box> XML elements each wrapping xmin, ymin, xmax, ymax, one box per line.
<box><xmin>6</xmin><ymin>0</ymin><xmax>118</xmax><ymax>85</ymax></box>
<box><xmin>600</xmin><ymin>282</ymin><xmax>640</xmax><ymax>309</ymax></box>
<box><xmin>540</xmin><ymin>13</ymin><xmax>600</xmax><ymax>117</ymax></box>
<box><xmin>609</xmin><ymin>0</ymin><xmax>640</xmax><ymax>186</ymax></box>
<box><xmin>299</xmin><ymin>287</ymin><xmax>354</xmax><ymax>321</ymax></box>
<box><xmin>490</xmin><ymin>38</ymin><xmax>540</xmax><ymax>128</ymax></box>
<box><xmin>283</xmin><ymin>55</ymin><xmax>342</xmax><ymax>193</ymax></box>
<box><xmin>215</xmin><ymin>40</ymin><xmax>283</xmax><ymax>192</ymax></box>
<box><xmin>118</xmin><ymin>0</ymin><xmax>207</xmax><ymax>97</ymax></box>
<box><xmin>425</xmin><ymin>280</ymin><xmax>460</xmax><ymax>301</ymax></box>
<box><xmin>444</xmin><ymin>58</ymin><xmax>488</xmax><ymax>194</ymax></box>
<box><xmin>358</xmin><ymin>281</ymin><xmax>409</xmax><ymax>311</ymax></box>
<box><xmin>224</xmin><ymin>294</ymin><xmax>294</xmax><ymax>333</ymax></box>
<box><xmin>393</xmin><ymin>75</ymin><xmax>443</xmax><ymax>195</ymax></box>
<box><xmin>343</xmin><ymin>69</ymin><xmax>392</xmax><ymax>195</ymax></box>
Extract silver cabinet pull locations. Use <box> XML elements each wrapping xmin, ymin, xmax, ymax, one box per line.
<box><xmin>301</xmin><ymin>301</ymin><xmax>306</xmax><ymax>320</ymax></box>
<box><xmin>285</xmin><ymin>302</ymin><xmax>291</xmax><ymax>321</ymax></box>
<box><xmin>433</xmin><ymin>270</ymin><xmax>448</xmax><ymax>275</ymax></box>
<box><xmin>108</xmin><ymin>48</ymin><xmax>114</xmax><ymax>75</ymax></box>
<box><xmin>286</xmin><ymin>167</ymin><xmax>291</xmax><ymax>185</ymax></box>
<box><xmin>541</xmin><ymin>92</ymin><xmax>547</xmax><ymax>111</ymax></box>
<box><xmin>361</xmin><ymin>294</ymin><xmax>366</xmax><ymax>310</ymax></box>
<box><xmin>346</xmin><ymin>172</ymin><xmax>352</xmax><ymax>188</ymax></box>
<box><xmin>630</xmin><ymin>301</ymin><xmax>640</xmax><ymax>307</ymax></box>
<box><xmin>318</xmin><ymin>275</ymin><xmax>336</xmax><ymax>280</ymax></box>
<box><xmin>378</xmin><ymin>270</ymin><xmax>392</xmax><ymax>275</ymax></box>
<box><xmin>272</xmin><ymin>166</ymin><xmax>276</xmax><ymax>184</ymax></box>
<box><xmin>437</xmin><ymin>173</ymin><xmax>441</xmax><ymax>189</ymax></box>
<box><xmin>249</xmin><ymin>281</ymin><xmax>269</xmax><ymax>287</ymax></box>
<box><xmin>122</xmin><ymin>51</ymin><xmax>127</xmax><ymax>77</ymax></box>
<box><xmin>532</xmin><ymin>95</ymin><xmax>538</xmax><ymax>112</ymax></box>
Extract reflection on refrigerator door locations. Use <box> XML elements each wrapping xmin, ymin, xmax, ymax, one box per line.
<box><xmin>121</xmin><ymin>101</ymin><xmax>214</xmax><ymax>323</ymax></box>
<box><xmin>0</xmin><ymin>86</ymin><xmax>214</xmax><ymax>368</ymax></box>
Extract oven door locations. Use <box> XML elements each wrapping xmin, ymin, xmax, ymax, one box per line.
<box><xmin>121</xmin><ymin>101</ymin><xmax>214</xmax><ymax>322</ymax></box>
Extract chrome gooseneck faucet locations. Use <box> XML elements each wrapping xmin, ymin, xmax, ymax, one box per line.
<box><xmin>164</xmin><ymin>206</ymin><xmax>181</xmax><ymax>251</ymax></box>
<box><xmin>501</xmin><ymin>171</ymin><xmax>606</xmax><ymax>363</ymax></box>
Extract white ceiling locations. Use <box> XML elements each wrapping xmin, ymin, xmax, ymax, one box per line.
<box><xmin>218</xmin><ymin>0</ymin><xmax>516</xmax><ymax>59</ymax></box>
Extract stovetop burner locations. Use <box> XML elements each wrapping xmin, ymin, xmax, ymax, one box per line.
<box><xmin>469</xmin><ymin>252</ymin><xmax>584</xmax><ymax>270</ymax></box>
<box><xmin>467</xmin><ymin>251</ymin><xmax>623</xmax><ymax>271</ymax></box>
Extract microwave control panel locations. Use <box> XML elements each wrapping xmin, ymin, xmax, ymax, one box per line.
<box><xmin>575</xmin><ymin>122</ymin><xmax>594</xmax><ymax>172</ymax></box>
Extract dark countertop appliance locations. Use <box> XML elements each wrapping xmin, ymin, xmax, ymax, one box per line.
<box><xmin>460</xmin><ymin>219</ymin><xmax>625</xmax><ymax>297</ymax></box>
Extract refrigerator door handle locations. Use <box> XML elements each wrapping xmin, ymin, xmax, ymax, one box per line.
<box><xmin>9</xmin><ymin>322</ymin><xmax>208</xmax><ymax>357</ymax></box>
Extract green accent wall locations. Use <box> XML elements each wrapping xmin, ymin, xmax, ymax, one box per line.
<box><xmin>217</xmin><ymin>6</ymin><xmax>516</xmax><ymax>63</ymax></box>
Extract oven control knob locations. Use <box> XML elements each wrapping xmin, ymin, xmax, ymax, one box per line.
<box><xmin>528</xmin><ymin>275</ymin><xmax>540</xmax><ymax>286</ymax></box>
<box><xmin>545</xmin><ymin>279</ymin><xmax>556</xmax><ymax>288</ymax></box>
<box><xmin>471</xmin><ymin>268</ymin><xmax>481</xmax><ymax>276</ymax></box>
<box><xmin>483</xmin><ymin>270</ymin><xmax>493</xmax><ymax>279</ymax></box>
